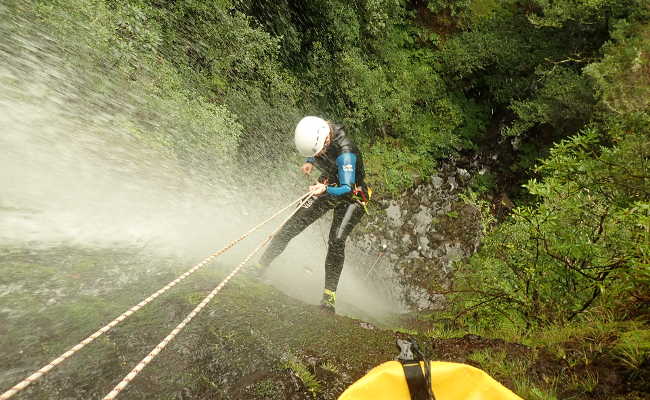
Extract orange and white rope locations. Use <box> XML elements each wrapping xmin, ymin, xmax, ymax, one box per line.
<box><xmin>102</xmin><ymin>193</ymin><xmax>313</xmax><ymax>399</ymax></box>
<box><xmin>0</xmin><ymin>192</ymin><xmax>312</xmax><ymax>400</ymax></box>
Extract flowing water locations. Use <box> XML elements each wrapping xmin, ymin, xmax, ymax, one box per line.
<box><xmin>0</xmin><ymin>4</ymin><xmax>404</xmax><ymax>398</ymax></box>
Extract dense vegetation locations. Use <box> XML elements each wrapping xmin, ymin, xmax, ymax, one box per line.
<box><xmin>5</xmin><ymin>0</ymin><xmax>648</xmax><ymax>397</ymax></box>
<box><xmin>17</xmin><ymin>0</ymin><xmax>648</xmax><ymax>188</ymax></box>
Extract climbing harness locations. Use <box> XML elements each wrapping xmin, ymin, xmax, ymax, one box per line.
<box><xmin>352</xmin><ymin>184</ymin><xmax>372</xmax><ymax>214</ymax></box>
<box><xmin>0</xmin><ymin>191</ymin><xmax>314</xmax><ymax>400</ymax></box>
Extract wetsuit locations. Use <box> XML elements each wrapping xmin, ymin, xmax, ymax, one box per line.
<box><xmin>259</xmin><ymin>124</ymin><xmax>367</xmax><ymax>292</ymax></box>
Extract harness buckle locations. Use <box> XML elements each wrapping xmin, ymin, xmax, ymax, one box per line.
<box><xmin>352</xmin><ymin>185</ymin><xmax>372</xmax><ymax>214</ymax></box>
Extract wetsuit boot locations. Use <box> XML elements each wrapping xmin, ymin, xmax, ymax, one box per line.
<box><xmin>248</xmin><ymin>260</ymin><xmax>268</xmax><ymax>281</ymax></box>
<box><xmin>320</xmin><ymin>289</ymin><xmax>336</xmax><ymax>313</ymax></box>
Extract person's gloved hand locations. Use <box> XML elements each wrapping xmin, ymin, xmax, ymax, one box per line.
<box><xmin>309</xmin><ymin>182</ymin><xmax>327</xmax><ymax>196</ymax></box>
<box><xmin>300</xmin><ymin>162</ymin><xmax>313</xmax><ymax>175</ymax></box>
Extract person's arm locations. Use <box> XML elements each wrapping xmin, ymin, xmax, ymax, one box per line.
<box><xmin>301</xmin><ymin>157</ymin><xmax>316</xmax><ymax>175</ymax></box>
<box><xmin>326</xmin><ymin>152</ymin><xmax>356</xmax><ymax>196</ymax></box>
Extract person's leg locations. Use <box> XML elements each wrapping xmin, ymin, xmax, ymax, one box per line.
<box><xmin>321</xmin><ymin>201</ymin><xmax>364</xmax><ymax>310</ymax></box>
<box><xmin>258</xmin><ymin>196</ymin><xmax>331</xmax><ymax>267</ymax></box>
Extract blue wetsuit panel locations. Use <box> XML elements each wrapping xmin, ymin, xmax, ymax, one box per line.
<box><xmin>326</xmin><ymin>153</ymin><xmax>356</xmax><ymax>196</ymax></box>
<box><xmin>327</xmin><ymin>185</ymin><xmax>351</xmax><ymax>196</ymax></box>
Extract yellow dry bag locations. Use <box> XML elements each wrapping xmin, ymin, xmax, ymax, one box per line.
<box><xmin>338</xmin><ymin>360</ymin><xmax>523</xmax><ymax>400</ymax></box>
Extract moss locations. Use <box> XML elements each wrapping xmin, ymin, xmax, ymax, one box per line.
<box><xmin>614</xmin><ymin>329</ymin><xmax>650</xmax><ymax>370</ymax></box>
<box><xmin>284</xmin><ymin>359</ymin><xmax>322</xmax><ymax>397</ymax></box>
<box><xmin>251</xmin><ymin>378</ymin><xmax>282</xmax><ymax>398</ymax></box>
<box><xmin>2</xmin><ymin>246</ymin><xmax>646</xmax><ymax>399</ymax></box>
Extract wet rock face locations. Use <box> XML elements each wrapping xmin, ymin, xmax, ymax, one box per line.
<box><xmin>354</xmin><ymin>165</ymin><xmax>482</xmax><ymax>311</ymax></box>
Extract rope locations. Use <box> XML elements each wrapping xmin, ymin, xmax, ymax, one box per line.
<box><xmin>0</xmin><ymin>192</ymin><xmax>312</xmax><ymax>400</ymax></box>
<box><xmin>366</xmin><ymin>245</ymin><xmax>387</xmax><ymax>278</ymax></box>
<box><xmin>102</xmin><ymin>192</ymin><xmax>314</xmax><ymax>400</ymax></box>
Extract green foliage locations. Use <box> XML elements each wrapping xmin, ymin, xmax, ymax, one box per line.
<box><xmin>136</xmin><ymin>0</ymin><xmax>303</xmax><ymax>159</ymax></box>
<box><xmin>467</xmin><ymin>348</ymin><xmax>532</xmax><ymax>377</ymax></box>
<box><xmin>467</xmin><ymin>348</ymin><xmax>558</xmax><ymax>400</ymax></box>
<box><xmin>320</xmin><ymin>360</ymin><xmax>341</xmax><ymax>375</ymax></box>
<box><xmin>615</xmin><ymin>330</ymin><xmax>650</xmax><ymax>370</ymax></box>
<box><xmin>16</xmin><ymin>0</ymin><xmax>650</xmax><ymax>336</ymax></box>
<box><xmin>451</xmin><ymin>112</ymin><xmax>650</xmax><ymax>329</ymax></box>
<box><xmin>284</xmin><ymin>359</ymin><xmax>322</xmax><ymax>397</ymax></box>
<box><xmin>426</xmin><ymin>0</ymin><xmax>472</xmax><ymax>16</ymax></box>
<box><xmin>26</xmin><ymin>0</ymin><xmax>246</xmax><ymax>171</ymax></box>
<box><xmin>434</xmin><ymin>0</ymin><xmax>647</xmax><ymax>181</ymax></box>
<box><xmin>424</xmin><ymin>325</ymin><xmax>469</xmax><ymax>339</ymax></box>
<box><xmin>317</xmin><ymin>23</ymin><xmax>463</xmax><ymax>192</ymax></box>
<box><xmin>460</xmin><ymin>189</ymin><xmax>497</xmax><ymax>235</ymax></box>
<box><xmin>504</xmin><ymin>66</ymin><xmax>596</xmax><ymax>137</ymax></box>
<box><xmin>439</xmin><ymin>5</ymin><xmax>603</xmax><ymax>120</ymax></box>
<box><xmin>251</xmin><ymin>379</ymin><xmax>282</xmax><ymax>398</ymax></box>
<box><xmin>237</xmin><ymin>0</ymin><xmax>476</xmax><ymax>192</ymax></box>
<box><xmin>523</xmin><ymin>314</ymin><xmax>619</xmax><ymax>350</ymax></box>
<box><xmin>363</xmin><ymin>138</ymin><xmax>436</xmax><ymax>194</ymax></box>
<box><xmin>468</xmin><ymin>171</ymin><xmax>497</xmax><ymax>195</ymax></box>
<box><xmin>9</xmin><ymin>1</ymin><xmax>650</xmax><ymax>397</ymax></box>
<box><xmin>585</xmin><ymin>18</ymin><xmax>650</xmax><ymax>114</ymax></box>
<box><xmin>22</xmin><ymin>0</ymin><xmax>650</xmax><ymax>195</ymax></box>
<box><xmin>514</xmin><ymin>381</ymin><xmax>559</xmax><ymax>400</ymax></box>
<box><xmin>526</xmin><ymin>0</ymin><xmax>644</xmax><ymax>29</ymax></box>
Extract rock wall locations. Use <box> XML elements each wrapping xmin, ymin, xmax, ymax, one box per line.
<box><xmin>353</xmin><ymin>164</ymin><xmax>483</xmax><ymax>311</ymax></box>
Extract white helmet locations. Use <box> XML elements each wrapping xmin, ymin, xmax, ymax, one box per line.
<box><xmin>294</xmin><ymin>116</ymin><xmax>330</xmax><ymax>157</ymax></box>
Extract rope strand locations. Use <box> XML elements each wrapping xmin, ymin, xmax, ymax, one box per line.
<box><xmin>0</xmin><ymin>192</ymin><xmax>311</xmax><ymax>400</ymax></box>
<box><xmin>102</xmin><ymin>192</ymin><xmax>314</xmax><ymax>399</ymax></box>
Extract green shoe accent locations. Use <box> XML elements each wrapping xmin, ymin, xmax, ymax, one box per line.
<box><xmin>320</xmin><ymin>289</ymin><xmax>336</xmax><ymax>312</ymax></box>
<box><xmin>248</xmin><ymin>261</ymin><xmax>267</xmax><ymax>279</ymax></box>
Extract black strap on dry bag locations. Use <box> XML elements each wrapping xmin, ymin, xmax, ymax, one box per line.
<box><xmin>397</xmin><ymin>338</ymin><xmax>435</xmax><ymax>400</ymax></box>
<box><xmin>402</xmin><ymin>362</ymin><xmax>430</xmax><ymax>400</ymax></box>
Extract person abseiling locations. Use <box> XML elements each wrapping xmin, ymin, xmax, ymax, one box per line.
<box><xmin>256</xmin><ymin>116</ymin><xmax>369</xmax><ymax>313</ymax></box>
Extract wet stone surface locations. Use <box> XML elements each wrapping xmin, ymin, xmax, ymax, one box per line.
<box><xmin>353</xmin><ymin>164</ymin><xmax>483</xmax><ymax>311</ymax></box>
<box><xmin>1</xmin><ymin>247</ymin><xmax>643</xmax><ymax>400</ymax></box>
